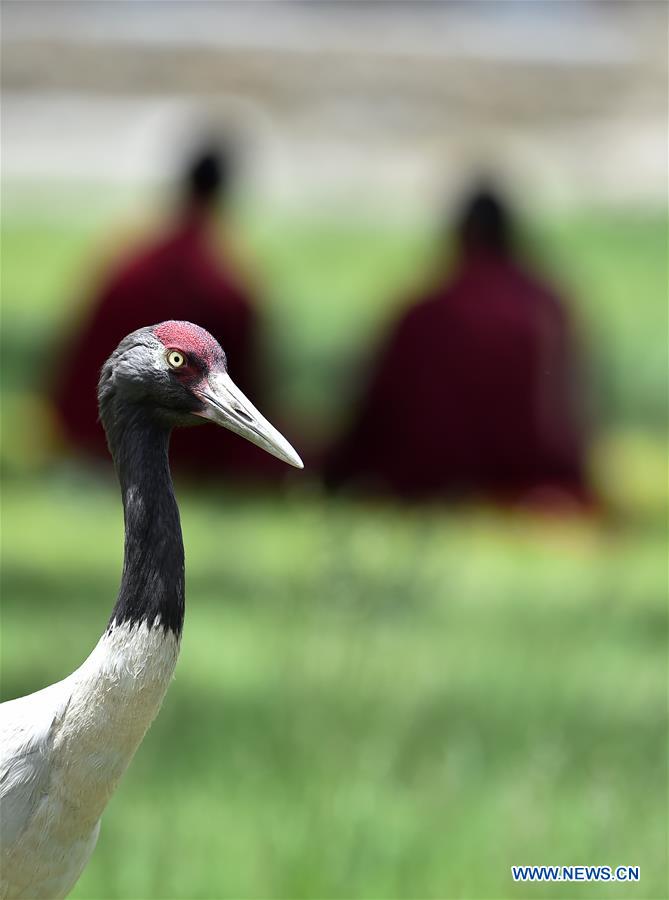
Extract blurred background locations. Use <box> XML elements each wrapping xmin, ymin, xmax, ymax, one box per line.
<box><xmin>1</xmin><ymin>1</ymin><xmax>667</xmax><ymax>898</ymax></box>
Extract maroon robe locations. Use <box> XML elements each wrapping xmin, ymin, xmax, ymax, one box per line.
<box><xmin>53</xmin><ymin>212</ymin><xmax>284</xmax><ymax>479</ymax></box>
<box><xmin>325</xmin><ymin>251</ymin><xmax>591</xmax><ymax>508</ymax></box>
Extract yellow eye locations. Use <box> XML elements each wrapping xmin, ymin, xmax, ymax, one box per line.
<box><xmin>167</xmin><ymin>350</ymin><xmax>185</xmax><ymax>369</ymax></box>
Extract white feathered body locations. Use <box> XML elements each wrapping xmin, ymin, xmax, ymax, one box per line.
<box><xmin>0</xmin><ymin>321</ymin><xmax>300</xmax><ymax>898</ymax></box>
<box><xmin>1</xmin><ymin>622</ymin><xmax>179</xmax><ymax>899</ymax></box>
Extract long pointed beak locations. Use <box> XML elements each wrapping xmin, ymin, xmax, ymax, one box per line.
<box><xmin>193</xmin><ymin>371</ymin><xmax>303</xmax><ymax>469</ymax></box>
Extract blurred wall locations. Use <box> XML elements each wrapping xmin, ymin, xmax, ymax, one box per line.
<box><xmin>2</xmin><ymin>0</ymin><xmax>666</xmax><ymax>220</ymax></box>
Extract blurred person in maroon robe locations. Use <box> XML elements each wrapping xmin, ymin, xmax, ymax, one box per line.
<box><xmin>325</xmin><ymin>186</ymin><xmax>593</xmax><ymax>510</ymax></box>
<box><xmin>53</xmin><ymin>143</ymin><xmax>285</xmax><ymax>480</ymax></box>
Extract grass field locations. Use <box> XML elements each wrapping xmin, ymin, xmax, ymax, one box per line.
<box><xmin>2</xmin><ymin>478</ymin><xmax>667</xmax><ymax>899</ymax></box>
<box><xmin>1</xmin><ymin>207</ymin><xmax>667</xmax><ymax>898</ymax></box>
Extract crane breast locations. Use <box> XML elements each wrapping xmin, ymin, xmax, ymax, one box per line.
<box><xmin>0</xmin><ymin>622</ymin><xmax>179</xmax><ymax>899</ymax></box>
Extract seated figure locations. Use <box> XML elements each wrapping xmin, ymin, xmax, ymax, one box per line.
<box><xmin>53</xmin><ymin>142</ymin><xmax>285</xmax><ymax>480</ymax></box>
<box><xmin>325</xmin><ymin>186</ymin><xmax>593</xmax><ymax>509</ymax></box>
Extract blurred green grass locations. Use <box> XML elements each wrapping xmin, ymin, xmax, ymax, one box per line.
<box><xmin>2</xmin><ymin>478</ymin><xmax>666</xmax><ymax>898</ymax></box>
<box><xmin>1</xmin><ymin>207</ymin><xmax>667</xmax><ymax>898</ymax></box>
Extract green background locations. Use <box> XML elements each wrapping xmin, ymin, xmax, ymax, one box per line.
<box><xmin>1</xmin><ymin>207</ymin><xmax>667</xmax><ymax>898</ymax></box>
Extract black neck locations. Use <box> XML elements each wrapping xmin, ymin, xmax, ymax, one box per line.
<box><xmin>105</xmin><ymin>403</ymin><xmax>184</xmax><ymax>636</ymax></box>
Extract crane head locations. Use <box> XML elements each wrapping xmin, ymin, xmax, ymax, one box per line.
<box><xmin>99</xmin><ymin>321</ymin><xmax>303</xmax><ymax>468</ymax></box>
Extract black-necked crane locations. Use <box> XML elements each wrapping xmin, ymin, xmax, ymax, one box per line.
<box><xmin>0</xmin><ymin>321</ymin><xmax>302</xmax><ymax>899</ymax></box>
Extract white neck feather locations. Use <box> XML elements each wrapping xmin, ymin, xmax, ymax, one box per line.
<box><xmin>51</xmin><ymin>622</ymin><xmax>180</xmax><ymax>830</ymax></box>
